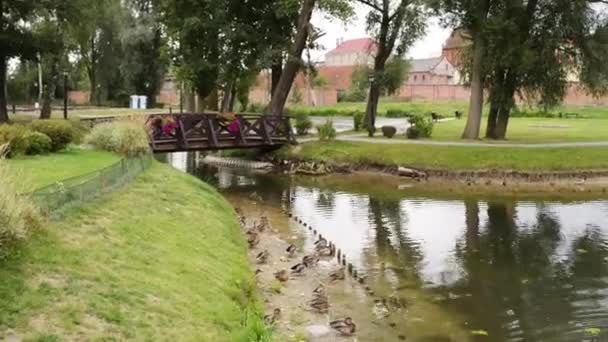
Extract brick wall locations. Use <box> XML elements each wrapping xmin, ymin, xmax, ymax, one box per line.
<box><xmin>68</xmin><ymin>91</ymin><xmax>90</xmax><ymax>105</ymax></box>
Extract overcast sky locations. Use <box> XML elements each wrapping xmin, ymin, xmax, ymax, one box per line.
<box><xmin>311</xmin><ymin>3</ymin><xmax>452</xmax><ymax>62</ymax></box>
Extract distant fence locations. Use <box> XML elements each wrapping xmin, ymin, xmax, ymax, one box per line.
<box><xmin>29</xmin><ymin>155</ymin><xmax>153</xmax><ymax>215</ymax></box>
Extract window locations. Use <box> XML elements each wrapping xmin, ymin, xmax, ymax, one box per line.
<box><xmin>414</xmin><ymin>75</ymin><xmax>418</xmax><ymax>82</ymax></box>
<box><xmin>422</xmin><ymin>75</ymin><xmax>426</xmax><ymax>82</ymax></box>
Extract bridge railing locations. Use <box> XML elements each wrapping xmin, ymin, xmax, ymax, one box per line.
<box><xmin>146</xmin><ymin>113</ymin><xmax>295</xmax><ymax>152</ymax></box>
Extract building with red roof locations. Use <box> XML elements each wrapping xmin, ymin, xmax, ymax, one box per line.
<box><xmin>324</xmin><ymin>38</ymin><xmax>377</xmax><ymax>67</ymax></box>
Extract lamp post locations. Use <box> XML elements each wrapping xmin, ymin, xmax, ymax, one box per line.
<box><xmin>63</xmin><ymin>72</ymin><xmax>68</xmax><ymax>119</ymax></box>
<box><xmin>367</xmin><ymin>73</ymin><xmax>377</xmax><ymax>136</ymax></box>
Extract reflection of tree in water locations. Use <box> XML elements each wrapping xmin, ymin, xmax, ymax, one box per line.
<box><xmin>365</xmin><ymin>197</ymin><xmax>424</xmax><ymax>290</ymax></box>
<box><xmin>450</xmin><ymin>201</ymin><xmax>608</xmax><ymax>341</ymax></box>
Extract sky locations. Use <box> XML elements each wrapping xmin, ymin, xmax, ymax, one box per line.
<box><xmin>311</xmin><ymin>3</ymin><xmax>452</xmax><ymax>62</ymax></box>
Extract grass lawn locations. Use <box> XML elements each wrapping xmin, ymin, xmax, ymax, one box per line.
<box><xmin>279</xmin><ymin>141</ymin><xmax>608</xmax><ymax>171</ymax></box>
<box><xmin>0</xmin><ymin>162</ymin><xmax>265</xmax><ymax>341</ymax></box>
<box><xmin>10</xmin><ymin>108</ymin><xmax>163</xmax><ymax>122</ymax></box>
<box><xmin>6</xmin><ymin>148</ymin><xmax>121</xmax><ymax>193</ymax></box>
<box><xmin>430</xmin><ymin>117</ymin><xmax>608</xmax><ymax>143</ymax></box>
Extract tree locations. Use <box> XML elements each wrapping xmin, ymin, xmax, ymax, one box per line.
<box><xmin>0</xmin><ymin>1</ymin><xmax>41</xmax><ymax>122</ymax></box>
<box><xmin>121</xmin><ymin>0</ymin><xmax>168</xmax><ymax>107</ymax></box>
<box><xmin>483</xmin><ymin>0</ymin><xmax>608</xmax><ymax>139</ymax></box>
<box><xmin>358</xmin><ymin>0</ymin><xmax>427</xmax><ymax>136</ymax></box>
<box><xmin>430</xmin><ymin>0</ymin><xmax>493</xmax><ymax>139</ymax></box>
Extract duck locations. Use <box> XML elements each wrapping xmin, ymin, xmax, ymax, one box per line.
<box><xmin>286</xmin><ymin>244</ymin><xmax>297</xmax><ymax>257</ymax></box>
<box><xmin>257</xmin><ymin>216</ymin><xmax>269</xmax><ymax>231</ymax></box>
<box><xmin>290</xmin><ymin>262</ymin><xmax>306</xmax><ymax>275</ymax></box>
<box><xmin>264</xmin><ymin>308</ymin><xmax>281</xmax><ymax>325</ymax></box>
<box><xmin>314</xmin><ymin>237</ymin><xmax>328</xmax><ymax>249</ymax></box>
<box><xmin>255</xmin><ymin>269</ymin><xmax>263</xmax><ymax>275</ymax></box>
<box><xmin>246</xmin><ymin>230</ymin><xmax>259</xmax><ymax>248</ymax></box>
<box><xmin>309</xmin><ymin>295</ymin><xmax>330</xmax><ymax>313</ymax></box>
<box><xmin>313</xmin><ymin>284</ymin><xmax>326</xmax><ymax>297</ymax></box>
<box><xmin>329</xmin><ymin>268</ymin><xmax>345</xmax><ymax>282</ymax></box>
<box><xmin>256</xmin><ymin>250</ymin><xmax>269</xmax><ymax>264</ymax></box>
<box><xmin>274</xmin><ymin>270</ymin><xmax>289</xmax><ymax>282</ymax></box>
<box><xmin>303</xmin><ymin>255</ymin><xmax>319</xmax><ymax>268</ymax></box>
<box><xmin>316</xmin><ymin>245</ymin><xmax>333</xmax><ymax>257</ymax></box>
<box><xmin>330</xmin><ymin>317</ymin><xmax>356</xmax><ymax>336</ymax></box>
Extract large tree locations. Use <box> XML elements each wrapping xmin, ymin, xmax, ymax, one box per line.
<box><xmin>483</xmin><ymin>0</ymin><xmax>608</xmax><ymax>139</ymax></box>
<box><xmin>0</xmin><ymin>1</ymin><xmax>41</xmax><ymax>123</ymax></box>
<box><xmin>357</xmin><ymin>0</ymin><xmax>427</xmax><ymax>136</ymax></box>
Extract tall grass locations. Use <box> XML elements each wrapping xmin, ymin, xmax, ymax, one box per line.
<box><xmin>85</xmin><ymin>120</ymin><xmax>150</xmax><ymax>157</ymax></box>
<box><xmin>0</xmin><ymin>151</ymin><xmax>42</xmax><ymax>258</ymax></box>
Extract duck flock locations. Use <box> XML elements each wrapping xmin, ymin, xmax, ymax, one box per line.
<box><xmin>236</xmin><ymin>208</ymin><xmax>357</xmax><ymax>338</ymax></box>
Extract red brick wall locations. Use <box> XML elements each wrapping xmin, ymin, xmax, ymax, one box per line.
<box><xmin>68</xmin><ymin>91</ymin><xmax>90</xmax><ymax>105</ymax></box>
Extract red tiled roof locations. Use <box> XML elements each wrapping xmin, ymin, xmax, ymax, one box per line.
<box><xmin>326</xmin><ymin>38</ymin><xmax>377</xmax><ymax>56</ymax></box>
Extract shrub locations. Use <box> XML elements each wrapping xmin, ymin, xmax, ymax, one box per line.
<box><xmin>85</xmin><ymin>121</ymin><xmax>150</xmax><ymax>157</ymax></box>
<box><xmin>29</xmin><ymin>120</ymin><xmax>76</xmax><ymax>152</ymax></box>
<box><xmin>0</xmin><ymin>160</ymin><xmax>42</xmax><ymax>258</ymax></box>
<box><xmin>407</xmin><ymin>115</ymin><xmax>434</xmax><ymax>139</ymax></box>
<box><xmin>353</xmin><ymin>111</ymin><xmax>365</xmax><ymax>131</ymax></box>
<box><xmin>0</xmin><ymin>124</ymin><xmax>31</xmax><ymax>157</ymax></box>
<box><xmin>381</xmin><ymin>126</ymin><xmax>397</xmax><ymax>138</ymax></box>
<box><xmin>247</xmin><ymin>103</ymin><xmax>267</xmax><ymax>114</ymax></box>
<box><xmin>317</xmin><ymin>119</ymin><xmax>337</xmax><ymax>141</ymax></box>
<box><xmin>24</xmin><ymin>132</ymin><xmax>52</xmax><ymax>155</ymax></box>
<box><xmin>294</xmin><ymin>113</ymin><xmax>313</xmax><ymax>136</ymax></box>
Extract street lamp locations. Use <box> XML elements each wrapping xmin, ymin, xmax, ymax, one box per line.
<box><xmin>63</xmin><ymin>72</ymin><xmax>68</xmax><ymax>119</ymax></box>
<box><xmin>368</xmin><ymin>73</ymin><xmax>376</xmax><ymax>85</ymax></box>
<box><xmin>367</xmin><ymin>73</ymin><xmax>377</xmax><ymax>136</ymax></box>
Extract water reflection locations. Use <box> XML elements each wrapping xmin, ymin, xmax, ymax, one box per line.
<box><xmin>164</xmin><ymin>152</ymin><xmax>608</xmax><ymax>341</ymax></box>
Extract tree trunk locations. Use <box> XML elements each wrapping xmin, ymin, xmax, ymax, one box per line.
<box><xmin>228</xmin><ymin>84</ymin><xmax>237</xmax><ymax>112</ymax></box>
<box><xmin>268</xmin><ymin>0</ymin><xmax>316</xmax><ymax>116</ymax></box>
<box><xmin>462</xmin><ymin>36</ymin><xmax>485</xmax><ymax>139</ymax></box>
<box><xmin>196</xmin><ymin>94</ymin><xmax>206</xmax><ymax>112</ymax></box>
<box><xmin>0</xmin><ymin>56</ymin><xmax>8</xmax><ymax>123</ymax></box>
<box><xmin>494</xmin><ymin>105</ymin><xmax>512</xmax><ymax>139</ymax></box>
<box><xmin>207</xmin><ymin>88</ymin><xmax>219</xmax><ymax>111</ymax></box>
<box><xmin>220</xmin><ymin>82</ymin><xmax>233</xmax><ymax>113</ymax></box>
<box><xmin>185</xmin><ymin>88</ymin><xmax>196</xmax><ymax>112</ymax></box>
<box><xmin>485</xmin><ymin>101</ymin><xmax>499</xmax><ymax>139</ymax></box>
<box><xmin>40</xmin><ymin>85</ymin><xmax>52</xmax><ymax>119</ymax></box>
<box><xmin>87</xmin><ymin>37</ymin><xmax>97</xmax><ymax>105</ymax></box>
<box><xmin>366</xmin><ymin>82</ymin><xmax>381</xmax><ymax>136</ymax></box>
<box><xmin>271</xmin><ymin>58</ymin><xmax>283</xmax><ymax>97</ymax></box>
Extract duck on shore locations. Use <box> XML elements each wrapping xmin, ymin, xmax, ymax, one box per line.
<box><xmin>330</xmin><ymin>317</ymin><xmax>356</xmax><ymax>336</ymax></box>
<box><xmin>256</xmin><ymin>250</ymin><xmax>269</xmax><ymax>264</ymax></box>
<box><xmin>329</xmin><ymin>268</ymin><xmax>345</xmax><ymax>282</ymax></box>
<box><xmin>309</xmin><ymin>295</ymin><xmax>329</xmax><ymax>314</ymax></box>
<box><xmin>274</xmin><ymin>270</ymin><xmax>289</xmax><ymax>282</ymax></box>
<box><xmin>314</xmin><ymin>237</ymin><xmax>328</xmax><ymax>249</ymax></box>
<box><xmin>264</xmin><ymin>308</ymin><xmax>281</xmax><ymax>325</ymax></box>
<box><xmin>286</xmin><ymin>244</ymin><xmax>297</xmax><ymax>257</ymax></box>
<box><xmin>290</xmin><ymin>262</ymin><xmax>306</xmax><ymax>275</ymax></box>
<box><xmin>246</xmin><ymin>230</ymin><xmax>260</xmax><ymax>248</ymax></box>
<box><xmin>303</xmin><ymin>254</ymin><xmax>319</xmax><ymax>267</ymax></box>
<box><xmin>316</xmin><ymin>245</ymin><xmax>333</xmax><ymax>257</ymax></box>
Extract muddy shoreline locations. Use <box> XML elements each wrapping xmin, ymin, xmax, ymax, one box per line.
<box><xmin>267</xmin><ymin>157</ymin><xmax>608</xmax><ymax>195</ymax></box>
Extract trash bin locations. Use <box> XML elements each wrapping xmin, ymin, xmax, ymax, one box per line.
<box><xmin>130</xmin><ymin>95</ymin><xmax>139</xmax><ymax>109</ymax></box>
<box><xmin>138</xmin><ymin>95</ymin><xmax>148</xmax><ymax>109</ymax></box>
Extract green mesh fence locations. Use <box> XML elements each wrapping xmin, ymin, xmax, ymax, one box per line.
<box><xmin>29</xmin><ymin>155</ymin><xmax>153</xmax><ymax>215</ymax></box>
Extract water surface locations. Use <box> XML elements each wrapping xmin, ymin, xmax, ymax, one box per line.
<box><xmin>165</xmin><ymin>152</ymin><xmax>608</xmax><ymax>341</ymax></box>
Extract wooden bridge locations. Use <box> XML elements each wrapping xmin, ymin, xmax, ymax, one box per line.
<box><xmin>146</xmin><ymin>113</ymin><xmax>296</xmax><ymax>153</ymax></box>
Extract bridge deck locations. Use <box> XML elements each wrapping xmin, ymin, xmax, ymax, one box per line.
<box><xmin>146</xmin><ymin>113</ymin><xmax>296</xmax><ymax>153</ymax></box>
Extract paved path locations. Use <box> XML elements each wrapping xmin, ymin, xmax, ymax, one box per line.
<box><xmin>336</xmin><ymin>135</ymin><xmax>608</xmax><ymax>148</ymax></box>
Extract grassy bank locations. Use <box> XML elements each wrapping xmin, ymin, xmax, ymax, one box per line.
<box><xmin>279</xmin><ymin>141</ymin><xmax>608</xmax><ymax>171</ymax></box>
<box><xmin>0</xmin><ymin>162</ymin><xmax>266</xmax><ymax>341</ymax></box>
<box><xmin>6</xmin><ymin>149</ymin><xmax>120</xmax><ymax>192</ymax></box>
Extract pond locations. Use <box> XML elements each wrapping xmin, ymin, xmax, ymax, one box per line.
<box><xmin>164</xmin><ymin>152</ymin><xmax>608</xmax><ymax>342</ymax></box>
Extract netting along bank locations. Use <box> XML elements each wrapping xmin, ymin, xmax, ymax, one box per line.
<box><xmin>29</xmin><ymin>155</ymin><xmax>153</xmax><ymax>215</ymax></box>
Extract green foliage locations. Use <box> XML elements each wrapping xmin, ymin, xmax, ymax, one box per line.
<box><xmin>85</xmin><ymin>121</ymin><xmax>150</xmax><ymax>157</ymax></box>
<box><xmin>29</xmin><ymin>120</ymin><xmax>76</xmax><ymax>152</ymax></box>
<box><xmin>386</xmin><ymin>109</ymin><xmax>413</xmax><ymax>118</ymax></box>
<box><xmin>353</xmin><ymin>111</ymin><xmax>365</xmax><ymax>131</ymax></box>
<box><xmin>291</xmin><ymin>87</ymin><xmax>303</xmax><ymax>104</ymax></box>
<box><xmin>248</xmin><ymin>103</ymin><xmax>268</xmax><ymax>114</ymax></box>
<box><xmin>317</xmin><ymin>119</ymin><xmax>337</xmax><ymax>141</ymax></box>
<box><xmin>380</xmin><ymin>59</ymin><xmax>410</xmax><ymax>95</ymax></box>
<box><xmin>407</xmin><ymin>115</ymin><xmax>434</xmax><ymax>139</ymax></box>
<box><xmin>24</xmin><ymin>132</ymin><xmax>52</xmax><ymax>155</ymax></box>
<box><xmin>0</xmin><ymin>160</ymin><xmax>42</xmax><ymax>258</ymax></box>
<box><xmin>294</xmin><ymin>113</ymin><xmax>313</xmax><ymax>136</ymax></box>
<box><xmin>0</xmin><ymin>124</ymin><xmax>30</xmax><ymax>157</ymax></box>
